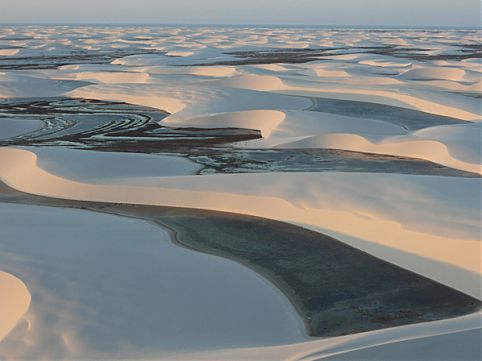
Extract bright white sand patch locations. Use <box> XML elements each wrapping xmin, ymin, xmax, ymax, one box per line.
<box><xmin>413</xmin><ymin>122</ymin><xmax>482</xmax><ymax>165</ymax></box>
<box><xmin>277</xmin><ymin>132</ymin><xmax>481</xmax><ymax>175</ymax></box>
<box><xmin>401</xmin><ymin>67</ymin><xmax>468</xmax><ymax>82</ymax></box>
<box><xmin>0</xmin><ymin>49</ymin><xmax>20</xmax><ymax>56</ymax></box>
<box><xmin>166</xmin><ymin>50</ymin><xmax>194</xmax><ymax>57</ymax></box>
<box><xmin>0</xmin><ymin>147</ymin><xmax>480</xmax><ymax>300</ymax></box>
<box><xmin>243</xmin><ymin>110</ymin><xmax>407</xmax><ymax>148</ymax></box>
<box><xmin>69</xmin><ymin>83</ymin><xmax>311</xmax><ymax>122</ymax></box>
<box><xmin>0</xmin><ymin>203</ymin><xmax>305</xmax><ymax>359</ymax></box>
<box><xmin>0</xmin><ymin>271</ymin><xmax>31</xmax><ymax>342</ymax></box>
<box><xmin>215</xmin><ymin>74</ymin><xmax>286</xmax><ymax>91</ymax></box>
<box><xmin>187</xmin><ymin>66</ymin><xmax>236</xmax><ymax>77</ymax></box>
<box><xmin>26</xmin><ymin>147</ymin><xmax>202</xmax><ymax>181</ymax></box>
<box><xmin>62</xmin><ymin>71</ymin><xmax>150</xmax><ymax>84</ymax></box>
<box><xmin>69</xmin><ymin>84</ymin><xmax>186</xmax><ymax>113</ymax></box>
<box><xmin>147</xmin><ymin>66</ymin><xmax>237</xmax><ymax>77</ymax></box>
<box><xmin>359</xmin><ymin>59</ymin><xmax>412</xmax><ymax>68</ymax></box>
<box><xmin>250</xmin><ymin>64</ymin><xmax>289</xmax><ymax>72</ymax></box>
<box><xmin>312</xmin><ymin>68</ymin><xmax>349</xmax><ymax>78</ymax></box>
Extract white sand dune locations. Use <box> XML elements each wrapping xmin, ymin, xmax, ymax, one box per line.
<box><xmin>187</xmin><ymin>66</ymin><xmax>237</xmax><ymax>77</ymax></box>
<box><xmin>242</xmin><ymin>110</ymin><xmax>407</xmax><ymax>148</ymax></box>
<box><xmin>126</xmin><ymin>67</ymin><xmax>482</xmax><ymax>122</ymax></box>
<box><xmin>0</xmin><ymin>49</ymin><xmax>20</xmax><ymax>56</ymax></box>
<box><xmin>166</xmin><ymin>50</ymin><xmax>195</xmax><ymax>57</ymax></box>
<box><xmin>213</xmin><ymin>108</ymin><xmax>479</xmax><ymax>174</ymax></box>
<box><xmin>359</xmin><ymin>58</ymin><xmax>413</xmax><ymax>68</ymax></box>
<box><xmin>401</xmin><ymin>67</ymin><xmax>468</xmax><ymax>81</ymax></box>
<box><xmin>1</xmin><ymin>25</ymin><xmax>481</xmax><ymax>360</ymax></box>
<box><xmin>69</xmin><ymin>83</ymin><xmax>310</xmax><ymax>123</ymax></box>
<box><xmin>277</xmin><ymin>130</ymin><xmax>481</xmax><ymax>175</ymax></box>
<box><xmin>0</xmin><ymin>147</ymin><xmax>480</xmax><ymax>300</ymax></box>
<box><xmin>68</xmin><ymin>73</ymin><xmax>482</xmax><ymax>174</ymax></box>
<box><xmin>69</xmin><ymin>84</ymin><xmax>186</xmax><ymax>113</ymax></box>
<box><xmin>413</xmin><ymin>122</ymin><xmax>482</xmax><ymax>164</ymax></box>
<box><xmin>214</xmin><ymin>74</ymin><xmax>287</xmax><ymax>91</ymax></box>
<box><xmin>118</xmin><ymin>65</ymin><xmax>237</xmax><ymax>78</ymax></box>
<box><xmin>61</xmin><ymin>71</ymin><xmax>151</xmax><ymax>84</ymax></box>
<box><xmin>0</xmin><ymin>271</ymin><xmax>31</xmax><ymax>343</ymax></box>
<box><xmin>249</xmin><ymin>64</ymin><xmax>289</xmax><ymax>72</ymax></box>
<box><xmin>280</xmin><ymin>86</ymin><xmax>480</xmax><ymax>121</ymax></box>
<box><xmin>310</xmin><ymin>67</ymin><xmax>350</xmax><ymax>78</ymax></box>
<box><xmin>26</xmin><ymin>147</ymin><xmax>203</xmax><ymax>181</ymax></box>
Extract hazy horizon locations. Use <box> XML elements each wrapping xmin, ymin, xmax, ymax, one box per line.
<box><xmin>0</xmin><ymin>0</ymin><xmax>480</xmax><ymax>28</ymax></box>
<box><xmin>1</xmin><ymin>23</ymin><xmax>479</xmax><ymax>30</ymax></box>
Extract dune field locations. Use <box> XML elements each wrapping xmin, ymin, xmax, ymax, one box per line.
<box><xmin>0</xmin><ymin>25</ymin><xmax>481</xmax><ymax>360</ymax></box>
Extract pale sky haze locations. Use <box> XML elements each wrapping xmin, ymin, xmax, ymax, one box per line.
<box><xmin>0</xmin><ymin>0</ymin><xmax>480</xmax><ymax>27</ymax></box>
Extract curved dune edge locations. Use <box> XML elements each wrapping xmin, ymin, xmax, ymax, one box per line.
<box><xmin>214</xmin><ymin>74</ymin><xmax>286</xmax><ymax>91</ymax></box>
<box><xmin>188</xmin><ymin>66</ymin><xmax>237</xmax><ymax>77</ymax></box>
<box><xmin>164</xmin><ymin>312</ymin><xmax>482</xmax><ymax>361</ymax></box>
<box><xmin>0</xmin><ymin>147</ymin><xmax>480</xmax><ymax>299</ymax></box>
<box><xmin>279</xmin><ymin>87</ymin><xmax>481</xmax><ymax>121</ymax></box>
<box><xmin>69</xmin><ymin>87</ymin><xmax>185</xmax><ymax>114</ymax></box>
<box><xmin>0</xmin><ymin>271</ymin><xmax>31</xmax><ymax>342</ymax></box>
<box><xmin>401</xmin><ymin>67</ymin><xmax>468</xmax><ymax>82</ymax></box>
<box><xmin>0</xmin><ymin>49</ymin><xmax>20</xmax><ymax>56</ymax></box>
<box><xmin>58</xmin><ymin>71</ymin><xmax>151</xmax><ymax>84</ymax></box>
<box><xmin>0</xmin><ymin>75</ymin><xmax>91</xmax><ymax>99</ymax></box>
<box><xmin>278</xmin><ymin>133</ymin><xmax>482</xmax><ymax>175</ymax></box>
